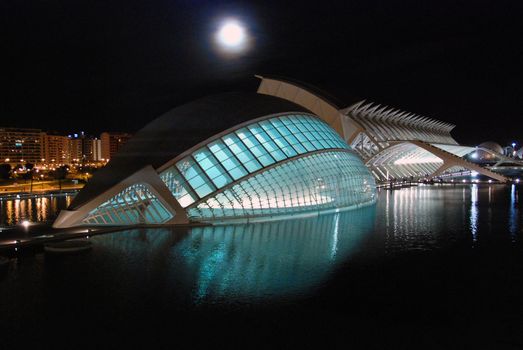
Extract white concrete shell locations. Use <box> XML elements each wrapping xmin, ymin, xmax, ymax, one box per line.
<box><xmin>54</xmin><ymin>92</ymin><xmax>376</xmax><ymax>228</ymax></box>
<box><xmin>256</xmin><ymin>75</ymin><xmax>508</xmax><ymax>183</ymax></box>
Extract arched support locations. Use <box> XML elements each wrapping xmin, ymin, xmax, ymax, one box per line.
<box><xmin>408</xmin><ymin>141</ymin><xmax>508</xmax><ymax>182</ymax></box>
<box><xmin>366</xmin><ymin>140</ymin><xmax>509</xmax><ymax>183</ymax></box>
<box><xmin>430</xmin><ymin>163</ymin><xmax>453</xmax><ymax>178</ymax></box>
<box><xmin>476</xmin><ymin>147</ymin><xmax>523</xmax><ymax>167</ymax></box>
<box><xmin>53</xmin><ymin>165</ymin><xmax>189</xmax><ymax>228</ymax></box>
<box><xmin>255</xmin><ymin>75</ymin><xmax>365</xmax><ymax>143</ymax></box>
<box><xmin>255</xmin><ymin>75</ymin><xmax>507</xmax><ymax>184</ymax></box>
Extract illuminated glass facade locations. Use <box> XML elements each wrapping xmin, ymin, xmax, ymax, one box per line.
<box><xmin>55</xmin><ymin>104</ymin><xmax>376</xmax><ymax>228</ymax></box>
<box><xmin>188</xmin><ymin>151</ymin><xmax>375</xmax><ymax>220</ymax></box>
<box><xmin>159</xmin><ymin>114</ymin><xmax>351</xmax><ymax>208</ymax></box>
<box><xmin>82</xmin><ymin>183</ymin><xmax>173</xmax><ymax>225</ymax></box>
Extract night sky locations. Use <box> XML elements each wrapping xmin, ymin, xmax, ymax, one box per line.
<box><xmin>5</xmin><ymin>0</ymin><xmax>523</xmax><ymax>145</ymax></box>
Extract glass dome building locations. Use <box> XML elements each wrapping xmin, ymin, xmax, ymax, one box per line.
<box><xmin>53</xmin><ymin>92</ymin><xmax>376</xmax><ymax>228</ymax></box>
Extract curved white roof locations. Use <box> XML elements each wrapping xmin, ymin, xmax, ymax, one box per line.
<box><xmin>478</xmin><ymin>141</ymin><xmax>504</xmax><ymax>155</ymax></box>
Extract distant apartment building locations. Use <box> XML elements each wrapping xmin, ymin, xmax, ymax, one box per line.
<box><xmin>68</xmin><ymin>132</ymin><xmax>102</xmax><ymax>163</ymax></box>
<box><xmin>68</xmin><ymin>137</ymin><xmax>83</xmax><ymax>163</ymax></box>
<box><xmin>43</xmin><ymin>132</ymin><xmax>103</xmax><ymax>165</ymax></box>
<box><xmin>101</xmin><ymin>132</ymin><xmax>132</xmax><ymax>161</ymax></box>
<box><xmin>1</xmin><ymin>127</ymin><xmax>129</xmax><ymax>166</ymax></box>
<box><xmin>92</xmin><ymin>138</ymin><xmax>102</xmax><ymax>161</ymax></box>
<box><xmin>0</xmin><ymin>127</ymin><xmax>44</xmax><ymax>165</ymax></box>
<box><xmin>43</xmin><ymin>133</ymin><xmax>71</xmax><ymax>164</ymax></box>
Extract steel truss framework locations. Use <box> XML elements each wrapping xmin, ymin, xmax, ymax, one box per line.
<box><xmin>256</xmin><ymin>76</ymin><xmax>509</xmax><ymax>183</ymax></box>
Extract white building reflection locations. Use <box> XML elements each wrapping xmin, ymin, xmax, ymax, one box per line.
<box><xmin>375</xmin><ymin>184</ymin><xmax>519</xmax><ymax>251</ymax></box>
<box><xmin>470</xmin><ymin>184</ymin><xmax>478</xmax><ymax>242</ymax></box>
<box><xmin>380</xmin><ymin>185</ymin><xmax>448</xmax><ymax>253</ymax></box>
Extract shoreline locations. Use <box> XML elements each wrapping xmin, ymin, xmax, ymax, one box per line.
<box><xmin>0</xmin><ymin>189</ymin><xmax>81</xmax><ymax>201</ymax></box>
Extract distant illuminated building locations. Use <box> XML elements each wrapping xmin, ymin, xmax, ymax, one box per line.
<box><xmin>101</xmin><ymin>132</ymin><xmax>133</xmax><ymax>161</ymax></box>
<box><xmin>0</xmin><ymin>127</ymin><xmax>44</xmax><ymax>165</ymax></box>
<box><xmin>463</xmin><ymin>142</ymin><xmax>505</xmax><ymax>164</ymax></box>
<box><xmin>68</xmin><ymin>134</ymin><xmax>83</xmax><ymax>163</ymax></box>
<box><xmin>92</xmin><ymin>138</ymin><xmax>102</xmax><ymax>161</ymax></box>
<box><xmin>44</xmin><ymin>132</ymin><xmax>71</xmax><ymax>164</ymax></box>
<box><xmin>68</xmin><ymin>132</ymin><xmax>101</xmax><ymax>163</ymax></box>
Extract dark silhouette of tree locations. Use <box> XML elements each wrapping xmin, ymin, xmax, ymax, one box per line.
<box><xmin>0</xmin><ymin>164</ymin><xmax>11</xmax><ymax>180</ymax></box>
<box><xmin>53</xmin><ymin>165</ymin><xmax>69</xmax><ymax>192</ymax></box>
<box><xmin>54</xmin><ymin>166</ymin><xmax>68</xmax><ymax>179</ymax></box>
<box><xmin>24</xmin><ymin>163</ymin><xmax>35</xmax><ymax>192</ymax></box>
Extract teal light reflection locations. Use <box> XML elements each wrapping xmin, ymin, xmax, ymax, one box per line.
<box><xmin>174</xmin><ymin>207</ymin><xmax>376</xmax><ymax>301</ymax></box>
<box><xmin>91</xmin><ymin>207</ymin><xmax>376</xmax><ymax>303</ymax></box>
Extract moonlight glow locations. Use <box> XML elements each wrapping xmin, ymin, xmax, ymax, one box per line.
<box><xmin>215</xmin><ymin>19</ymin><xmax>248</xmax><ymax>53</ymax></box>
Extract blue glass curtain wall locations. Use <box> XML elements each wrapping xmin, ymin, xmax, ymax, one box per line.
<box><xmin>160</xmin><ymin>114</ymin><xmax>350</xmax><ymax>209</ymax></box>
<box><xmin>187</xmin><ymin>151</ymin><xmax>376</xmax><ymax>220</ymax></box>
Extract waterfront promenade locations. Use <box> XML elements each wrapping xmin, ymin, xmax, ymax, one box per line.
<box><xmin>0</xmin><ymin>180</ymin><xmax>84</xmax><ymax>195</ymax></box>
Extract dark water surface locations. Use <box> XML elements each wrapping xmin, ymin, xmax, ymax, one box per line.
<box><xmin>1</xmin><ymin>184</ymin><xmax>522</xmax><ymax>348</ymax></box>
<box><xmin>0</xmin><ymin>193</ymin><xmax>74</xmax><ymax>226</ymax></box>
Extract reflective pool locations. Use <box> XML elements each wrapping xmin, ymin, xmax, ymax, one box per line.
<box><xmin>1</xmin><ymin>184</ymin><xmax>522</xmax><ymax>348</ymax></box>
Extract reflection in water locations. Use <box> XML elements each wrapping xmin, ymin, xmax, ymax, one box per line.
<box><xmin>1</xmin><ymin>185</ymin><xmax>521</xmax><ymax>304</ymax></box>
<box><xmin>470</xmin><ymin>184</ymin><xmax>479</xmax><ymax>242</ymax></box>
<box><xmin>377</xmin><ymin>185</ymin><xmax>523</xmax><ymax>251</ymax></box>
<box><xmin>0</xmin><ymin>194</ymin><xmax>74</xmax><ymax>226</ymax></box>
<box><xmin>379</xmin><ymin>185</ymin><xmax>453</xmax><ymax>253</ymax></box>
<box><xmin>509</xmin><ymin>184</ymin><xmax>519</xmax><ymax>242</ymax></box>
<box><xmin>1</xmin><ymin>184</ymin><xmax>522</xmax><ymax>319</ymax></box>
<box><xmin>93</xmin><ymin>207</ymin><xmax>376</xmax><ymax>301</ymax></box>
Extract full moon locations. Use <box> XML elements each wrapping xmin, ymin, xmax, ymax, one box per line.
<box><xmin>215</xmin><ymin>20</ymin><xmax>248</xmax><ymax>53</ymax></box>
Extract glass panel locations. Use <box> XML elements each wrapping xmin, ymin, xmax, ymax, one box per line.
<box><xmin>247</xmin><ymin>124</ymin><xmax>287</xmax><ymax>161</ymax></box>
<box><xmin>187</xmin><ymin>151</ymin><xmax>375</xmax><ymax>221</ymax></box>
<box><xmin>235</xmin><ymin>128</ymin><xmax>275</xmax><ymax>167</ymax></box>
<box><xmin>222</xmin><ymin>134</ymin><xmax>262</xmax><ymax>173</ymax></box>
<box><xmin>176</xmin><ymin>157</ymin><xmax>216</xmax><ymax>198</ymax></box>
<box><xmin>156</xmin><ymin>113</ymin><xmax>352</xmax><ymax>217</ymax></box>
<box><xmin>193</xmin><ymin>148</ymin><xmax>233</xmax><ymax>189</ymax></box>
<box><xmin>207</xmin><ymin>141</ymin><xmax>248</xmax><ymax>180</ymax></box>
<box><xmin>160</xmin><ymin>166</ymin><xmax>197</xmax><ymax>207</ymax></box>
<box><xmin>82</xmin><ymin>183</ymin><xmax>174</xmax><ymax>225</ymax></box>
